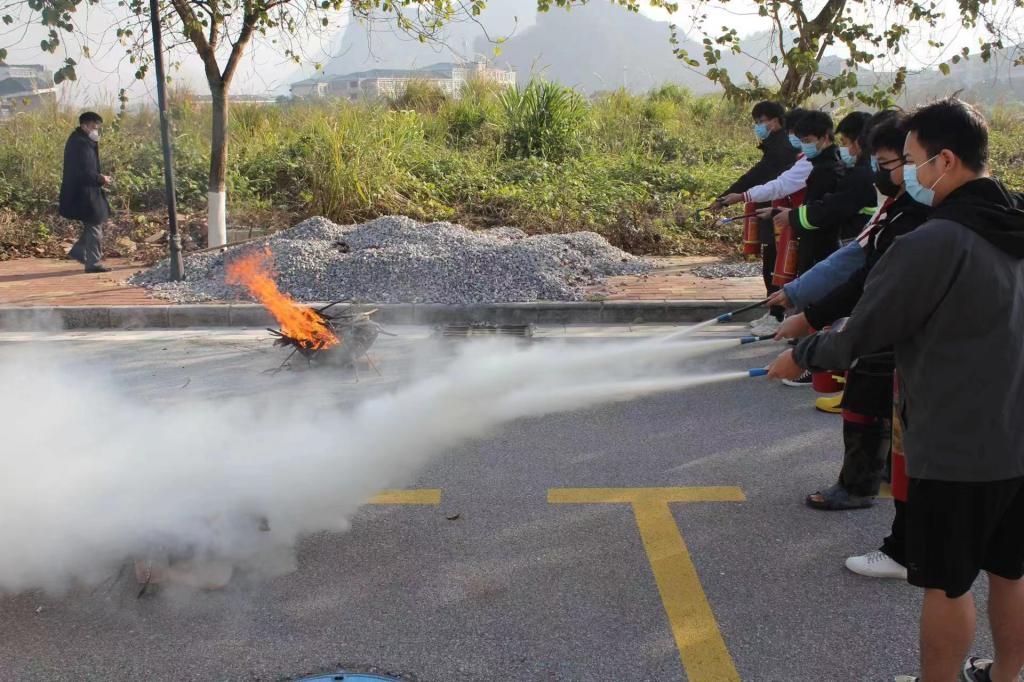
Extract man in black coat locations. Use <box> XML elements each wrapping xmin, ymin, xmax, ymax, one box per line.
<box><xmin>60</xmin><ymin>111</ymin><xmax>112</xmax><ymax>273</ymax></box>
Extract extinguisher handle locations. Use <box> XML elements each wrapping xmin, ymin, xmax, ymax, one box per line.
<box><xmin>739</xmin><ymin>334</ymin><xmax>777</xmax><ymax>344</ymax></box>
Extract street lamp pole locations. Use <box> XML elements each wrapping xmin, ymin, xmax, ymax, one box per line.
<box><xmin>148</xmin><ymin>0</ymin><xmax>184</xmax><ymax>281</ymax></box>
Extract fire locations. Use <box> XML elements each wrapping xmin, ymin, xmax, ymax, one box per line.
<box><xmin>225</xmin><ymin>248</ymin><xmax>339</xmax><ymax>350</ymax></box>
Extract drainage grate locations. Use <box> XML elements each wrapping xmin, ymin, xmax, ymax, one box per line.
<box><xmin>296</xmin><ymin>673</ymin><xmax>404</xmax><ymax>682</ymax></box>
<box><xmin>441</xmin><ymin>323</ymin><xmax>533</xmax><ymax>338</ymax></box>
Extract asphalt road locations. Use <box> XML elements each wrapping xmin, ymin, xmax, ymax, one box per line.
<box><xmin>0</xmin><ymin>326</ymin><xmax>995</xmax><ymax>682</ymax></box>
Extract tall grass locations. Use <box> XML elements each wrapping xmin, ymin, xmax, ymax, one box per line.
<box><xmin>2</xmin><ymin>84</ymin><xmax>1022</xmax><ymax>257</ymax></box>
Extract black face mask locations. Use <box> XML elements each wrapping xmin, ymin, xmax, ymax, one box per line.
<box><xmin>874</xmin><ymin>168</ymin><xmax>902</xmax><ymax>197</ymax></box>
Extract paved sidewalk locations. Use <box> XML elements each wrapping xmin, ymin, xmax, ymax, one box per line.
<box><xmin>0</xmin><ymin>258</ymin><xmax>160</xmax><ymax>306</ymax></box>
<box><xmin>0</xmin><ymin>256</ymin><xmax>764</xmax><ymax>307</ymax></box>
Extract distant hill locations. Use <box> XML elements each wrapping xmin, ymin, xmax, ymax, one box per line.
<box><xmin>301</xmin><ymin>4</ymin><xmax>1023</xmax><ymax>103</ymax></box>
<box><xmin>474</xmin><ymin>2</ymin><xmax>713</xmax><ymax>93</ymax></box>
<box><xmin>310</xmin><ymin>4</ymin><xmax>535</xmax><ymax>78</ymax></box>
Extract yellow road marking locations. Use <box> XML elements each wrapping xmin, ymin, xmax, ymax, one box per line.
<box><xmin>550</xmin><ymin>487</ymin><xmax>745</xmax><ymax>682</ymax></box>
<box><xmin>367</xmin><ymin>489</ymin><xmax>442</xmax><ymax>505</ymax></box>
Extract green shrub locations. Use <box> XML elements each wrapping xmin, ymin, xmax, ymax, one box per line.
<box><xmin>498</xmin><ymin>79</ymin><xmax>589</xmax><ymax>162</ymax></box>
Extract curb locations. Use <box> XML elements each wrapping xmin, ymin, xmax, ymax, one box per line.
<box><xmin>0</xmin><ymin>301</ymin><xmax>763</xmax><ymax>331</ymax></box>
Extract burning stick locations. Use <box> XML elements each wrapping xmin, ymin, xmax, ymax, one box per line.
<box><xmin>226</xmin><ymin>248</ymin><xmax>389</xmax><ymax>373</ymax></box>
<box><xmin>226</xmin><ymin>248</ymin><xmax>340</xmax><ymax>354</ymax></box>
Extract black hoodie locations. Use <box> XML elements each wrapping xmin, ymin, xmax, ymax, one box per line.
<box><xmin>928</xmin><ymin>177</ymin><xmax>1024</xmax><ymax>258</ymax></box>
<box><xmin>794</xmin><ymin>175</ymin><xmax>1024</xmax><ymax>482</ymax></box>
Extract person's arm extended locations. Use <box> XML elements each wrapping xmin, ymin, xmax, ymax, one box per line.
<box><xmin>803</xmin><ymin>268</ymin><xmax>867</xmax><ymax>330</ymax></box>
<box><xmin>793</xmin><ymin>224</ymin><xmax>960</xmax><ymax>371</ymax></box>
<box><xmin>743</xmin><ymin>157</ymin><xmax>811</xmax><ymax>204</ymax></box>
<box><xmin>782</xmin><ymin>241</ymin><xmax>866</xmax><ymax>311</ymax></box>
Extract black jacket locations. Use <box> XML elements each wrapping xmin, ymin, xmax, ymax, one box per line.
<box><xmin>805</xmin><ymin>192</ymin><xmax>930</xmax><ymax>329</ymax></box>
<box><xmin>722</xmin><ymin>129</ymin><xmax>799</xmax><ymax>196</ymax></box>
<box><xmin>795</xmin><ymin>177</ymin><xmax>1024</xmax><ymax>481</ymax></box>
<box><xmin>788</xmin><ymin>153</ymin><xmax>873</xmax><ymax>240</ymax></box>
<box><xmin>799</xmin><ymin>144</ymin><xmax>845</xmax><ymax>205</ymax></box>
<box><xmin>59</xmin><ymin>128</ymin><xmax>110</xmax><ymax>224</ymax></box>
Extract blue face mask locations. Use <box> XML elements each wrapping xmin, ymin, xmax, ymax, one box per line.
<box><xmin>870</xmin><ymin>156</ymin><xmax>879</xmax><ymax>172</ymax></box>
<box><xmin>754</xmin><ymin>123</ymin><xmax>770</xmax><ymax>141</ymax></box>
<box><xmin>904</xmin><ymin>154</ymin><xmax>945</xmax><ymax>207</ymax></box>
<box><xmin>801</xmin><ymin>141</ymin><xmax>821</xmax><ymax>160</ymax></box>
<box><xmin>839</xmin><ymin>146</ymin><xmax>856</xmax><ymax>168</ymax></box>
<box><xmin>788</xmin><ymin>134</ymin><xmax>801</xmax><ymax>150</ymax></box>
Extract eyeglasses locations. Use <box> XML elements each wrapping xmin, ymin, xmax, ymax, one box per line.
<box><xmin>876</xmin><ymin>155</ymin><xmax>907</xmax><ymax>171</ymax></box>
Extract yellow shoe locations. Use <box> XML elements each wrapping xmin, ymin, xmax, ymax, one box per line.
<box><xmin>815</xmin><ymin>392</ymin><xmax>843</xmax><ymax>414</ymax></box>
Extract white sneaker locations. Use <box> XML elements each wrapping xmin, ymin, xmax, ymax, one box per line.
<box><xmin>748</xmin><ymin>312</ymin><xmax>773</xmax><ymax>329</ymax></box>
<box><xmin>750</xmin><ymin>316</ymin><xmax>781</xmax><ymax>336</ymax></box>
<box><xmin>845</xmin><ymin>550</ymin><xmax>907</xmax><ymax>579</ymax></box>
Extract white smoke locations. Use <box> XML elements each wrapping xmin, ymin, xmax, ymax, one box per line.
<box><xmin>0</xmin><ymin>333</ymin><xmax>753</xmax><ymax>594</ymax></box>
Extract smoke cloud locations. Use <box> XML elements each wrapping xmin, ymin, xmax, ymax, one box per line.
<box><xmin>0</xmin><ymin>333</ymin><xmax>751</xmax><ymax>594</ymax></box>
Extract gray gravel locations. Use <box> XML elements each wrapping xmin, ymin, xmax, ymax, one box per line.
<box><xmin>130</xmin><ymin>216</ymin><xmax>651</xmax><ymax>304</ymax></box>
<box><xmin>691</xmin><ymin>261</ymin><xmax>762</xmax><ymax>279</ymax></box>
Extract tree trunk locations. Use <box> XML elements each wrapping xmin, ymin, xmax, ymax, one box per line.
<box><xmin>207</xmin><ymin>82</ymin><xmax>228</xmax><ymax>248</ymax></box>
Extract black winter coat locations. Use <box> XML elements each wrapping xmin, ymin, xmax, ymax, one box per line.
<box><xmin>59</xmin><ymin>128</ymin><xmax>110</xmax><ymax>224</ymax></box>
<box><xmin>790</xmin><ymin>154</ymin><xmax>877</xmax><ymax>241</ymax></box>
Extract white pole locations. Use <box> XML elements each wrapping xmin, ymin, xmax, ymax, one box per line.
<box><xmin>208</xmin><ymin>191</ymin><xmax>227</xmax><ymax>247</ymax></box>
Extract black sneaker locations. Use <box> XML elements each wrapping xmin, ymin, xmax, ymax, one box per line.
<box><xmin>960</xmin><ymin>656</ymin><xmax>993</xmax><ymax>682</ymax></box>
<box><xmin>783</xmin><ymin>370</ymin><xmax>813</xmax><ymax>387</ymax></box>
<box><xmin>85</xmin><ymin>264</ymin><xmax>112</xmax><ymax>273</ymax></box>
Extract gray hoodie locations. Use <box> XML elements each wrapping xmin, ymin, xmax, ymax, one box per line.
<box><xmin>795</xmin><ymin>177</ymin><xmax>1024</xmax><ymax>482</ymax></box>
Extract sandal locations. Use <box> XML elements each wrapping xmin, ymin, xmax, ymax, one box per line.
<box><xmin>805</xmin><ymin>483</ymin><xmax>875</xmax><ymax>510</ymax></box>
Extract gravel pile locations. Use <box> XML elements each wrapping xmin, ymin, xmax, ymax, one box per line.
<box><xmin>691</xmin><ymin>261</ymin><xmax>762</xmax><ymax>279</ymax></box>
<box><xmin>130</xmin><ymin>215</ymin><xmax>651</xmax><ymax>304</ymax></box>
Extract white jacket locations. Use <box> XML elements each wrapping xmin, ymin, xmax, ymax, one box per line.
<box><xmin>742</xmin><ymin>156</ymin><xmax>811</xmax><ymax>204</ymax></box>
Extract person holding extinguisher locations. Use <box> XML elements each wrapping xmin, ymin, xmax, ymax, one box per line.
<box><xmin>772</xmin><ymin>115</ymin><xmax>929</xmax><ymax>511</ymax></box>
<box><xmin>717</xmin><ymin>108</ymin><xmax>810</xmax><ymax>333</ymax></box>
<box><xmin>766</xmin><ymin>111</ymin><xmax>876</xmax><ymax>386</ymax></box>
<box><xmin>708</xmin><ymin>101</ymin><xmax>798</xmax><ymax>336</ymax></box>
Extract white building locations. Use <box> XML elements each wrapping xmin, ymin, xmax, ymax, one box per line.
<box><xmin>291</xmin><ymin>60</ymin><xmax>516</xmax><ymax>101</ymax></box>
<box><xmin>0</xmin><ymin>64</ymin><xmax>56</xmax><ymax>118</ymax></box>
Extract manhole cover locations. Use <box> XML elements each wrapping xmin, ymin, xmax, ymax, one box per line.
<box><xmin>296</xmin><ymin>674</ymin><xmax>403</xmax><ymax>682</ymax></box>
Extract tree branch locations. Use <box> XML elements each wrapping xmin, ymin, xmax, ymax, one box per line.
<box><xmin>221</xmin><ymin>0</ymin><xmax>256</xmax><ymax>84</ymax></box>
<box><xmin>168</xmin><ymin>0</ymin><xmax>221</xmax><ymax>84</ymax></box>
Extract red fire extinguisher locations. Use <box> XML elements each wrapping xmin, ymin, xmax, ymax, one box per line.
<box><xmin>772</xmin><ymin>219</ymin><xmax>799</xmax><ymax>286</ymax></box>
<box><xmin>741</xmin><ymin>202</ymin><xmax>760</xmax><ymax>260</ymax></box>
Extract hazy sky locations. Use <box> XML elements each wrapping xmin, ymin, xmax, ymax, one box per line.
<box><xmin>1</xmin><ymin>0</ymin><xmax>1017</xmax><ymax>105</ymax></box>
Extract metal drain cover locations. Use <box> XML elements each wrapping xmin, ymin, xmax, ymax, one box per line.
<box><xmin>441</xmin><ymin>323</ymin><xmax>533</xmax><ymax>338</ymax></box>
<box><xmin>296</xmin><ymin>673</ymin><xmax>403</xmax><ymax>682</ymax></box>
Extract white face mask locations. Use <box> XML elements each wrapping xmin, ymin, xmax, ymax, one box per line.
<box><xmin>87</xmin><ymin>129</ymin><xmax>100</xmax><ymax>142</ymax></box>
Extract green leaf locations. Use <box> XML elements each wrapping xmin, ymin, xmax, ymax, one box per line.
<box><xmin>938</xmin><ymin>62</ymin><xmax>950</xmax><ymax>75</ymax></box>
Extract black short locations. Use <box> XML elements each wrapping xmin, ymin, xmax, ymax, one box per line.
<box><xmin>906</xmin><ymin>476</ymin><xmax>1024</xmax><ymax>598</ymax></box>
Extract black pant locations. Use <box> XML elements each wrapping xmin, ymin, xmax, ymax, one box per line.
<box><xmin>69</xmin><ymin>222</ymin><xmax>103</xmax><ymax>268</ymax></box>
<box><xmin>796</xmin><ymin>229</ymin><xmax>840</xmax><ymax>276</ymax></box>
<box><xmin>759</xmin><ymin>218</ymin><xmax>783</xmax><ymax>321</ymax></box>
<box><xmin>881</xmin><ymin>499</ymin><xmax>907</xmax><ymax>566</ymax></box>
<box><xmin>837</xmin><ymin>417</ymin><xmax>890</xmax><ymax>496</ymax></box>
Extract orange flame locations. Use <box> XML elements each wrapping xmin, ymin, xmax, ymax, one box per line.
<box><xmin>225</xmin><ymin>248</ymin><xmax>339</xmax><ymax>349</ymax></box>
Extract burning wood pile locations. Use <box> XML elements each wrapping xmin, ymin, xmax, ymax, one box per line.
<box><xmin>226</xmin><ymin>248</ymin><xmax>388</xmax><ymax>372</ymax></box>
